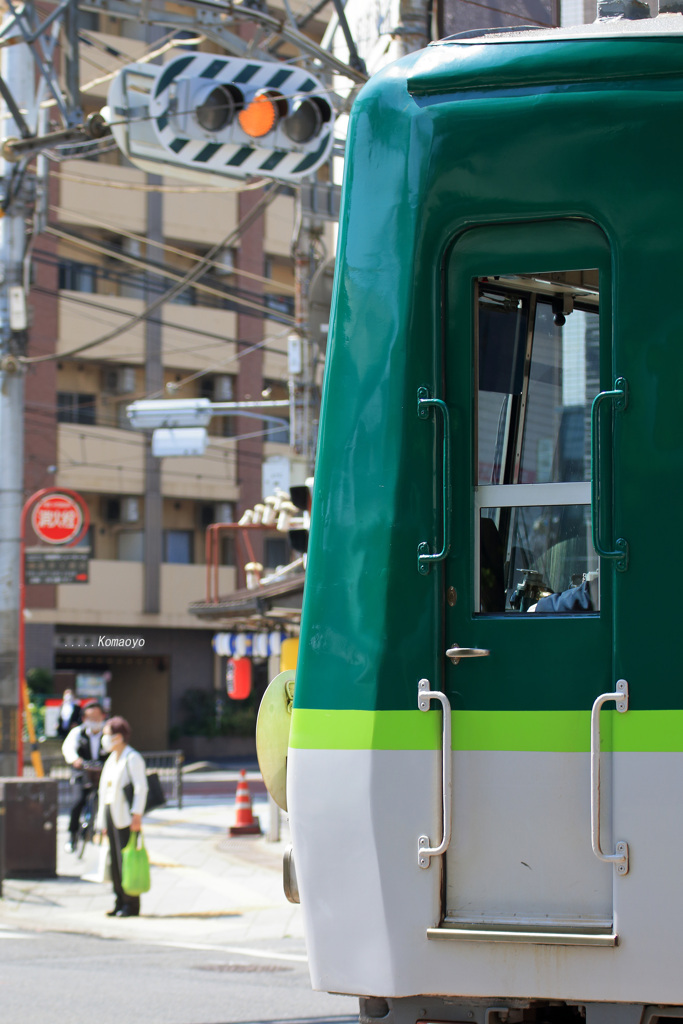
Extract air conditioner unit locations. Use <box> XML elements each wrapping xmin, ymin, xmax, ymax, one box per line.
<box><xmin>216</xmin><ymin>502</ymin><xmax>234</xmax><ymax>523</ymax></box>
<box><xmin>213</xmin><ymin>248</ymin><xmax>234</xmax><ymax>275</ymax></box>
<box><xmin>214</xmin><ymin>376</ymin><xmax>234</xmax><ymax>402</ymax></box>
<box><xmin>103</xmin><ymin>367</ymin><xmax>136</xmax><ymax>395</ymax></box>
<box><xmin>121</xmin><ymin>497</ymin><xmax>139</xmax><ymax>523</ymax></box>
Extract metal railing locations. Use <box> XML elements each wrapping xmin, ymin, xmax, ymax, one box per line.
<box><xmin>35</xmin><ymin>749</ymin><xmax>184</xmax><ymax>811</ymax></box>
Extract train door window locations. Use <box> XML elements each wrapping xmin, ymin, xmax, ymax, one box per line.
<box><xmin>476</xmin><ymin>272</ymin><xmax>600</xmax><ymax>614</ymax></box>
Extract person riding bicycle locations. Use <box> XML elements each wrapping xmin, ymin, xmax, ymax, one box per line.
<box><xmin>61</xmin><ymin>699</ymin><xmax>107</xmax><ymax>853</ymax></box>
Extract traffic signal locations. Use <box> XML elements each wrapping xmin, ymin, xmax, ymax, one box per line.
<box><xmin>288</xmin><ymin>478</ymin><xmax>313</xmax><ymax>554</ymax></box>
<box><xmin>107</xmin><ymin>53</ymin><xmax>335</xmax><ymax>182</ymax></box>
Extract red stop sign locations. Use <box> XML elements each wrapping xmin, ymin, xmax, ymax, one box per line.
<box><xmin>31</xmin><ymin>494</ymin><xmax>84</xmax><ymax>545</ymax></box>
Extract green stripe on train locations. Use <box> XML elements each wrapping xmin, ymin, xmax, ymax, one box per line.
<box><xmin>289</xmin><ymin>709</ymin><xmax>683</xmax><ymax>752</ymax></box>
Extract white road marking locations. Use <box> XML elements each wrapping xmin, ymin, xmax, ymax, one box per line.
<box><xmin>155</xmin><ymin>940</ymin><xmax>308</xmax><ymax>963</ymax></box>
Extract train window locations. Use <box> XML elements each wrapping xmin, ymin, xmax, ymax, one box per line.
<box><xmin>475</xmin><ymin>272</ymin><xmax>600</xmax><ymax>614</ymax></box>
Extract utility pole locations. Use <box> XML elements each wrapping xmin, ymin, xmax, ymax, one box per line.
<box><xmin>0</xmin><ymin>2</ymin><xmax>367</xmax><ymax>771</ymax></box>
<box><xmin>144</xmin><ymin>173</ymin><xmax>164</xmax><ymax>613</ymax></box>
<box><xmin>290</xmin><ymin>206</ymin><xmax>324</xmax><ymax>476</ymax></box>
<box><xmin>0</xmin><ymin>17</ymin><xmax>32</xmax><ymax>775</ymax></box>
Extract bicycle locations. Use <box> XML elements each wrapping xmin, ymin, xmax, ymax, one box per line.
<box><xmin>76</xmin><ymin>763</ymin><xmax>102</xmax><ymax>860</ymax></box>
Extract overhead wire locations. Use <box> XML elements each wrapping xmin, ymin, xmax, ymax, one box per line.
<box><xmin>20</xmin><ymin>179</ymin><xmax>284</xmax><ymax>364</ymax></box>
<box><xmin>44</xmin><ymin>137</ymin><xmax>121</xmax><ymax>161</ymax></box>
<box><xmin>452</xmin><ymin>0</ymin><xmax>557</xmax><ymax>26</ymax></box>
<box><xmin>38</xmin><ymin>31</ymin><xmax>204</xmax><ymax>110</ymax></box>
<box><xmin>27</xmin><ymin>427</ymin><xmax>278</xmax><ymax>478</ymax></box>
<box><xmin>29</xmin><ymin>293</ymin><xmax>291</xmax><ymax>390</ymax></box>
<box><xmin>41</xmin><ymin>223</ymin><xmax>295</xmax><ymax>322</ymax></box>
<box><xmin>49</xmin><ymin>169</ymin><xmax>271</xmax><ymax>193</ymax></box>
<box><xmin>26</xmin><ymin>399</ymin><xmax>285</xmax><ymax>468</ymax></box>
<box><xmin>47</xmin><ymin>204</ymin><xmax>295</xmax><ymax>293</ymax></box>
<box><xmin>102</xmin><ymin>83</ymin><xmax>340</xmax><ymax>134</ymax></box>
<box><xmin>20</xmin><ymin>17</ymin><xmax>318</xmax><ymax>476</ymax></box>
<box><xmin>27</xmin><ymin>405</ymin><xmax>287</xmax><ymax>468</ymax></box>
<box><xmin>29</xmin><ymin>279</ymin><xmax>290</xmax><ymax>364</ymax></box>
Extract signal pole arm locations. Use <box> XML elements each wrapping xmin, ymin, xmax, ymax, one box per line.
<box><xmin>2</xmin><ymin>112</ymin><xmax>110</xmax><ymax>162</ymax></box>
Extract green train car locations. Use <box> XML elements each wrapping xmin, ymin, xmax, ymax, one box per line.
<box><xmin>287</xmin><ymin>13</ymin><xmax>683</xmax><ymax>1024</ymax></box>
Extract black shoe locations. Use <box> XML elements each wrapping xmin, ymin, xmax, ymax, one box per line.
<box><xmin>115</xmin><ymin>906</ymin><xmax>139</xmax><ymax>917</ymax></box>
<box><xmin>106</xmin><ymin>907</ymin><xmax>121</xmax><ymax>917</ymax></box>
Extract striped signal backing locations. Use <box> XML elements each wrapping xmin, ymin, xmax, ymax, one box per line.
<box><xmin>145</xmin><ymin>53</ymin><xmax>334</xmax><ymax>182</ymax></box>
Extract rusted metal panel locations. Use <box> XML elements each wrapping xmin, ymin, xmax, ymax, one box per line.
<box><xmin>0</xmin><ymin>778</ymin><xmax>57</xmax><ymax>877</ymax></box>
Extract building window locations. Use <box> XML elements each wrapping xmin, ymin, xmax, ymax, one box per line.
<box><xmin>58</xmin><ymin>261</ymin><xmax>97</xmax><ymax>293</ymax></box>
<box><xmin>168</xmin><ymin>285</ymin><xmax>195</xmax><ymax>306</ymax></box>
<box><xmin>262</xmin><ymin>379</ymin><xmax>289</xmax><ymax>443</ymax></box>
<box><xmin>200</xmin><ymin>374</ymin><xmax>237</xmax><ymax>437</ymax></box>
<box><xmin>221</xmin><ymin>416</ymin><xmax>237</xmax><ymax>438</ymax></box>
<box><xmin>117</xmin><ymin>531</ymin><xmax>144</xmax><ymax>561</ymax></box>
<box><xmin>57</xmin><ymin>392</ymin><xmax>96</xmax><ymax>425</ymax></box>
<box><xmin>264</xmin><ymin>293</ymin><xmax>295</xmax><ymax>318</ymax></box>
<box><xmin>74</xmin><ymin>525</ymin><xmax>95</xmax><ymax>557</ymax></box>
<box><xmin>221</xmin><ymin>536</ymin><xmax>236</xmax><ymax>566</ymax></box>
<box><xmin>164</xmin><ymin>530</ymin><xmax>193</xmax><ymax>564</ymax></box>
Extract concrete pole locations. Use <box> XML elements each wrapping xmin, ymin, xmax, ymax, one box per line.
<box><xmin>397</xmin><ymin>0</ymin><xmax>432</xmax><ymax>55</ymax></box>
<box><xmin>143</xmin><ymin>174</ymin><xmax>163</xmax><ymax>614</ymax></box>
<box><xmin>0</xmin><ymin>16</ymin><xmax>33</xmax><ymax>775</ymax></box>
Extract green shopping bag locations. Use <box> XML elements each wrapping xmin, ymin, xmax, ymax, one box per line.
<box><xmin>121</xmin><ymin>831</ymin><xmax>151</xmax><ymax>896</ymax></box>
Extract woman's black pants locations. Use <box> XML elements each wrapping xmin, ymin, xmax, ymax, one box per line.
<box><xmin>106</xmin><ymin>808</ymin><xmax>140</xmax><ymax>915</ymax></box>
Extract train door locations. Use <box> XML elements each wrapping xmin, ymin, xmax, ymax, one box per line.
<box><xmin>439</xmin><ymin>219</ymin><xmax>621</xmax><ymax>940</ymax></box>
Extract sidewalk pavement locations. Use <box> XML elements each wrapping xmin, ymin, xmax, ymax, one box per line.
<box><xmin>0</xmin><ymin>785</ymin><xmax>305</xmax><ymax>954</ymax></box>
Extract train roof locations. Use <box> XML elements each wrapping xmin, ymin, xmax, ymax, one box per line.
<box><xmin>402</xmin><ymin>12</ymin><xmax>683</xmax><ymax>95</ymax></box>
<box><xmin>437</xmin><ymin>11</ymin><xmax>683</xmax><ymax>44</ymax></box>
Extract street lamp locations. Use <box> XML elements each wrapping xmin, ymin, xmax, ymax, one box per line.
<box><xmin>126</xmin><ymin>398</ymin><xmax>291</xmax><ymax>456</ymax></box>
<box><xmin>126</xmin><ymin>398</ymin><xmax>213</xmax><ymax>430</ymax></box>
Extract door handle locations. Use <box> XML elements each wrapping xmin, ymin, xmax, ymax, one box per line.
<box><xmin>417</xmin><ymin>678</ymin><xmax>452</xmax><ymax>869</ymax></box>
<box><xmin>590</xmin><ymin>679</ymin><xmax>629</xmax><ymax>875</ymax></box>
<box><xmin>590</xmin><ymin>377</ymin><xmax>629</xmax><ymax>571</ymax></box>
<box><xmin>417</xmin><ymin>387</ymin><xmax>451</xmax><ymax>575</ymax></box>
<box><xmin>446</xmin><ymin>643</ymin><xmax>490</xmax><ymax>665</ymax></box>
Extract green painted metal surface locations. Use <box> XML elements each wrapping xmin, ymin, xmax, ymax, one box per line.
<box><xmin>289</xmin><ymin>708</ymin><xmax>683</xmax><ymax>752</ymax></box>
<box><xmin>296</xmin><ymin>30</ymin><xmax>683</xmax><ymax>724</ymax></box>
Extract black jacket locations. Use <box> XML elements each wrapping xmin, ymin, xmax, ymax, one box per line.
<box><xmin>57</xmin><ymin>703</ymin><xmax>82</xmax><ymax>738</ymax></box>
<box><xmin>535</xmin><ymin>579</ymin><xmax>593</xmax><ymax>614</ymax></box>
<box><xmin>68</xmin><ymin>724</ymin><xmax>106</xmax><ymax>777</ymax></box>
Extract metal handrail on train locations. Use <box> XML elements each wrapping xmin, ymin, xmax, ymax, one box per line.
<box><xmin>590</xmin><ymin>377</ymin><xmax>629</xmax><ymax>572</ymax></box>
<box><xmin>417</xmin><ymin>678</ymin><xmax>452</xmax><ymax>869</ymax></box>
<box><xmin>590</xmin><ymin>680</ymin><xmax>629</xmax><ymax>875</ymax></box>
<box><xmin>417</xmin><ymin>387</ymin><xmax>452</xmax><ymax>575</ymax></box>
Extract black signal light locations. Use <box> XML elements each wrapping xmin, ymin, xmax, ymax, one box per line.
<box><xmin>284</xmin><ymin>97</ymin><xmax>332</xmax><ymax>144</ymax></box>
<box><xmin>194</xmin><ymin>83</ymin><xmax>243</xmax><ymax>133</ymax></box>
<box><xmin>290</xmin><ymin>484</ymin><xmax>312</xmax><ymax>513</ymax></box>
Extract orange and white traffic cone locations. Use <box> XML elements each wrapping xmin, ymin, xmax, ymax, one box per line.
<box><xmin>229</xmin><ymin>769</ymin><xmax>262</xmax><ymax>836</ymax></box>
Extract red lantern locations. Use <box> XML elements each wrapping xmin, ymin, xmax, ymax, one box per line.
<box><xmin>227</xmin><ymin>657</ymin><xmax>252</xmax><ymax>700</ymax></box>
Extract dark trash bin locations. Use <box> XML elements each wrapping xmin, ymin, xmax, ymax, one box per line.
<box><xmin>0</xmin><ymin>778</ymin><xmax>57</xmax><ymax>881</ymax></box>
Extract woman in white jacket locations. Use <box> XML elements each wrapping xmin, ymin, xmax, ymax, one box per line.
<box><xmin>96</xmin><ymin>716</ymin><xmax>148</xmax><ymax>917</ymax></box>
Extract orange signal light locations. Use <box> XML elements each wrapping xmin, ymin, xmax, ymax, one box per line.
<box><xmin>238</xmin><ymin>94</ymin><xmax>279</xmax><ymax>138</ymax></box>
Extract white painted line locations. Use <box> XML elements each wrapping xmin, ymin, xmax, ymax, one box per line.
<box><xmin>0</xmin><ymin>929</ymin><xmax>31</xmax><ymax>939</ymax></box>
<box><xmin>155</xmin><ymin>940</ymin><xmax>308</xmax><ymax>963</ymax></box>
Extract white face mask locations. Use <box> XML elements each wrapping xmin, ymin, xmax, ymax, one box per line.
<box><xmin>100</xmin><ymin>733</ymin><xmax>114</xmax><ymax>753</ymax></box>
<box><xmin>88</xmin><ymin>718</ymin><xmax>104</xmax><ymax>733</ymax></box>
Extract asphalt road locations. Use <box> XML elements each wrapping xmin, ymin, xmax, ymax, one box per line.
<box><xmin>0</xmin><ymin>927</ymin><xmax>358</xmax><ymax>1024</ymax></box>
